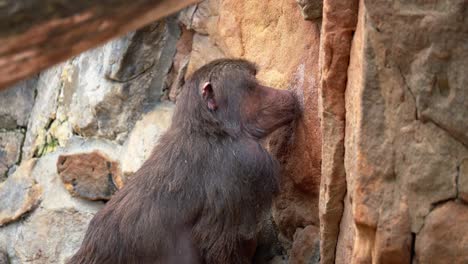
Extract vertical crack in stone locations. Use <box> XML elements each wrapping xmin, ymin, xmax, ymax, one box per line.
<box><xmin>16</xmin><ymin>127</ymin><xmax>26</xmax><ymax>166</ymax></box>
<box><xmin>410</xmin><ymin>232</ymin><xmax>416</xmax><ymax>261</ymax></box>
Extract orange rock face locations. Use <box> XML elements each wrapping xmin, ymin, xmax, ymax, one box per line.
<box><xmin>318</xmin><ymin>0</ymin><xmax>358</xmax><ymax>263</ymax></box>
<box><xmin>331</xmin><ymin>0</ymin><xmax>468</xmax><ymax>263</ymax></box>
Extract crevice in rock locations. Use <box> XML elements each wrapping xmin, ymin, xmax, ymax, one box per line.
<box><xmin>189</xmin><ymin>4</ymin><xmax>199</xmax><ymax>29</ymax></box>
<box><xmin>105</xmin><ymin>60</ymin><xmax>155</xmax><ymax>83</ymax></box>
<box><xmin>423</xmin><ymin>118</ymin><xmax>468</xmax><ymax>149</ymax></box>
<box><xmin>397</xmin><ymin>67</ymin><xmax>467</xmax><ymax>149</ymax></box>
<box><xmin>32</xmin><ymin>115</ymin><xmax>57</xmax><ymax>158</ymax></box>
<box><xmin>410</xmin><ymin>232</ymin><xmax>416</xmax><ymax>261</ymax></box>
<box><xmin>16</xmin><ymin>127</ymin><xmax>26</xmax><ymax>166</ymax></box>
<box><xmin>429</xmin><ymin>197</ymin><xmax>456</xmax><ymax>212</ymax></box>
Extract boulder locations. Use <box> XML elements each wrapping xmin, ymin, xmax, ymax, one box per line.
<box><xmin>0</xmin><ymin>160</ymin><xmax>41</xmax><ymax>226</ymax></box>
<box><xmin>57</xmin><ymin>151</ymin><xmax>122</xmax><ymax>201</ymax></box>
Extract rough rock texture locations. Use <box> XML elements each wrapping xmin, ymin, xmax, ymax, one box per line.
<box><xmin>289</xmin><ymin>225</ymin><xmax>320</xmax><ymax>264</ymax></box>
<box><xmin>415</xmin><ymin>201</ymin><xmax>468</xmax><ymax>264</ymax></box>
<box><xmin>166</xmin><ymin>28</ymin><xmax>194</xmax><ymax>101</ymax></box>
<box><xmin>0</xmin><ymin>139</ymin><xmax>117</xmax><ymax>263</ymax></box>
<box><xmin>120</xmin><ymin>102</ymin><xmax>174</xmax><ymax>180</ymax></box>
<box><xmin>317</xmin><ymin>0</ymin><xmax>358</xmax><ymax>263</ymax></box>
<box><xmin>296</xmin><ymin>0</ymin><xmax>323</xmax><ymax>20</ymax></box>
<box><xmin>0</xmin><ymin>131</ymin><xmax>25</xmax><ymax>181</ymax></box>
<box><xmin>22</xmin><ymin>63</ymin><xmax>70</xmax><ymax>159</ymax></box>
<box><xmin>22</xmin><ymin>18</ymin><xmax>181</xmax><ymax>161</ymax></box>
<box><xmin>0</xmin><ymin>78</ymin><xmax>36</xmax><ymax>129</ymax></box>
<box><xmin>67</xmin><ymin>19</ymin><xmax>180</xmax><ymax>142</ymax></box>
<box><xmin>57</xmin><ymin>151</ymin><xmax>122</xmax><ymax>201</ymax></box>
<box><xmin>0</xmin><ymin>160</ymin><xmax>41</xmax><ymax>226</ymax></box>
<box><xmin>460</xmin><ymin>159</ymin><xmax>468</xmax><ymax>203</ymax></box>
<box><xmin>334</xmin><ymin>0</ymin><xmax>468</xmax><ymax>263</ymax></box>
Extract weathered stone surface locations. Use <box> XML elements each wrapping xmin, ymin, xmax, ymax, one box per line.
<box><xmin>68</xmin><ymin>19</ymin><xmax>180</xmax><ymax>142</ymax></box>
<box><xmin>373</xmin><ymin>193</ymin><xmax>412</xmax><ymax>263</ymax></box>
<box><xmin>415</xmin><ymin>202</ymin><xmax>468</xmax><ymax>263</ymax></box>
<box><xmin>186</xmin><ymin>33</ymin><xmax>225</xmax><ymax>77</ymax></box>
<box><xmin>318</xmin><ymin>0</ymin><xmax>358</xmax><ymax>263</ymax></box>
<box><xmin>334</xmin><ymin>193</ymin><xmax>354</xmax><ymax>264</ymax></box>
<box><xmin>33</xmin><ymin>138</ymin><xmax>116</xmax><ymax>212</ymax></box>
<box><xmin>120</xmin><ymin>102</ymin><xmax>174</xmax><ymax>181</ymax></box>
<box><xmin>0</xmin><ymin>160</ymin><xmax>41</xmax><ymax>226</ymax></box>
<box><xmin>289</xmin><ymin>225</ymin><xmax>320</xmax><ymax>264</ymax></box>
<box><xmin>296</xmin><ymin>0</ymin><xmax>323</xmax><ymax>20</ymax></box>
<box><xmin>0</xmin><ymin>251</ymin><xmax>7</xmax><ymax>264</ymax></box>
<box><xmin>460</xmin><ymin>158</ymin><xmax>468</xmax><ymax>203</ymax></box>
<box><xmin>337</xmin><ymin>0</ymin><xmax>468</xmax><ymax>263</ymax></box>
<box><xmin>166</xmin><ymin>27</ymin><xmax>194</xmax><ymax>101</ymax></box>
<box><xmin>22</xmin><ymin>63</ymin><xmax>68</xmax><ymax>159</ymax></box>
<box><xmin>271</xmin><ymin>168</ymin><xmax>319</xmax><ymax>239</ymax></box>
<box><xmin>0</xmin><ymin>139</ymin><xmax>106</xmax><ymax>263</ymax></box>
<box><xmin>0</xmin><ymin>131</ymin><xmax>24</xmax><ymax>181</ymax></box>
<box><xmin>57</xmin><ymin>151</ymin><xmax>122</xmax><ymax>201</ymax></box>
<box><xmin>0</xmin><ymin>78</ymin><xmax>36</xmax><ymax>129</ymax></box>
<box><xmin>395</xmin><ymin>122</ymin><xmax>465</xmax><ymax>232</ymax></box>
<box><xmin>184</xmin><ymin>0</ymin><xmax>220</xmax><ymax>35</ymax></box>
<box><xmin>13</xmin><ymin>209</ymin><xmax>95</xmax><ymax>264</ymax></box>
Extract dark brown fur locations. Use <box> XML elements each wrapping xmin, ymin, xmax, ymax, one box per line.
<box><xmin>68</xmin><ymin>59</ymin><xmax>298</xmax><ymax>264</ymax></box>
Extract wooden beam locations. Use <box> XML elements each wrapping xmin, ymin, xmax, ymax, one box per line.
<box><xmin>0</xmin><ymin>0</ymin><xmax>199</xmax><ymax>89</ymax></box>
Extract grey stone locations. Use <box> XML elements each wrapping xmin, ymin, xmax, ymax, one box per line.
<box><xmin>67</xmin><ymin>19</ymin><xmax>180</xmax><ymax>142</ymax></box>
<box><xmin>0</xmin><ymin>78</ymin><xmax>36</xmax><ymax>129</ymax></box>
<box><xmin>12</xmin><ymin>209</ymin><xmax>95</xmax><ymax>264</ymax></box>
<box><xmin>120</xmin><ymin>102</ymin><xmax>174</xmax><ymax>181</ymax></box>
<box><xmin>22</xmin><ymin>64</ymin><xmax>65</xmax><ymax>159</ymax></box>
<box><xmin>0</xmin><ymin>160</ymin><xmax>41</xmax><ymax>226</ymax></box>
<box><xmin>0</xmin><ymin>131</ymin><xmax>24</xmax><ymax>181</ymax></box>
<box><xmin>0</xmin><ymin>138</ymin><xmax>112</xmax><ymax>263</ymax></box>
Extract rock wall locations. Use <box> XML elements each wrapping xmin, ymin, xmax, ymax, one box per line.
<box><xmin>1</xmin><ymin>0</ymin><xmax>467</xmax><ymax>263</ymax></box>
<box><xmin>320</xmin><ymin>0</ymin><xmax>468</xmax><ymax>263</ymax></box>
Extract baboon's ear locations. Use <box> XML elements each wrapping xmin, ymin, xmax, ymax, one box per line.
<box><xmin>201</xmin><ymin>82</ymin><xmax>217</xmax><ymax>111</ymax></box>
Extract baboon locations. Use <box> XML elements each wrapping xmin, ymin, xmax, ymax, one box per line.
<box><xmin>69</xmin><ymin>59</ymin><xmax>298</xmax><ymax>264</ymax></box>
